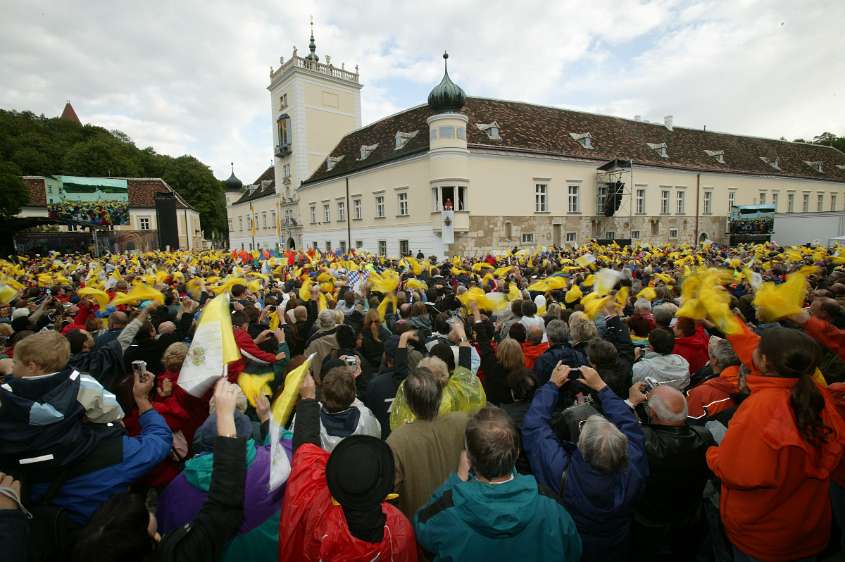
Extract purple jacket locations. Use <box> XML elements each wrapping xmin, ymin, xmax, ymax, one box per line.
<box><xmin>157</xmin><ymin>440</ymin><xmax>293</xmax><ymax>535</ymax></box>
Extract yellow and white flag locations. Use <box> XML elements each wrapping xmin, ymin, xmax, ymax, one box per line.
<box><xmin>268</xmin><ymin>353</ymin><xmax>314</xmax><ymax>491</ymax></box>
<box><xmin>178</xmin><ymin>293</ymin><xmax>241</xmax><ymax>397</ymax></box>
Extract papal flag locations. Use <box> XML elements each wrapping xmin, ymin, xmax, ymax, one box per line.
<box><xmin>178</xmin><ymin>293</ymin><xmax>241</xmax><ymax>397</ymax></box>
<box><xmin>267</xmin><ymin>353</ymin><xmax>314</xmax><ymax>491</ymax></box>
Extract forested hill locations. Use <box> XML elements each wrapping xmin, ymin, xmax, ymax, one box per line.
<box><xmin>0</xmin><ymin>108</ymin><xmax>228</xmax><ymax>237</ymax></box>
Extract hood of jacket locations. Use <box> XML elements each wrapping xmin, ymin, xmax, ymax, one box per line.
<box><xmin>746</xmin><ymin>374</ymin><xmax>845</xmax><ymax>479</ymax></box>
<box><xmin>637</xmin><ymin>352</ymin><xmax>689</xmax><ymax>380</ymax></box>
<box><xmin>450</xmin><ymin>474</ymin><xmax>541</xmax><ymax>537</ymax></box>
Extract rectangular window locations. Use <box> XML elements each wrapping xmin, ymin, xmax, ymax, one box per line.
<box><xmin>337</xmin><ymin>200</ymin><xmax>345</xmax><ymax>222</ymax></box>
<box><xmin>703</xmin><ymin>191</ymin><xmax>712</xmax><ymax>215</ymax></box>
<box><xmin>568</xmin><ymin>185</ymin><xmax>580</xmax><ymax>213</ymax></box>
<box><xmin>759</xmin><ymin>192</ymin><xmax>767</xmax><ymax>205</ymax></box>
<box><xmin>605</xmin><ymin>231</ymin><xmax>615</xmax><ymax>240</ymax></box>
<box><xmin>535</xmin><ymin>183</ymin><xmax>548</xmax><ymax>213</ymax></box>
<box><xmin>787</xmin><ymin>192</ymin><xmax>795</xmax><ymax>212</ymax></box>
<box><xmin>636</xmin><ymin>189</ymin><xmax>646</xmax><ymax>214</ymax></box>
<box><xmin>355</xmin><ymin>240</ymin><xmax>363</xmax><ymax>249</ymax></box>
<box><xmin>772</xmin><ymin>191</ymin><xmax>779</xmax><ymax>210</ymax></box>
<box><xmin>817</xmin><ymin>193</ymin><xmax>824</xmax><ymax>212</ymax></box>
<box><xmin>139</xmin><ymin>217</ymin><xmax>150</xmax><ymax>230</ymax></box>
<box><xmin>631</xmin><ymin>230</ymin><xmax>640</xmax><ymax>240</ymax></box>
<box><xmin>565</xmin><ymin>232</ymin><xmax>577</xmax><ymax>244</ymax></box>
<box><xmin>669</xmin><ymin>228</ymin><xmax>678</xmax><ymax>239</ymax></box>
<box><xmin>398</xmin><ymin>192</ymin><xmax>409</xmax><ymax>216</ymax></box>
<box><xmin>279</xmin><ymin>93</ymin><xmax>287</xmax><ymax>109</ymax></box>
<box><xmin>227</xmin><ymin>218</ymin><xmax>232</xmax><ymax>231</ymax></box>
<box><xmin>651</xmin><ymin>220</ymin><xmax>659</xmax><ymax>236</ymax></box>
<box><xmin>437</xmin><ymin>186</ymin><xmax>466</xmax><ymax>211</ymax></box>
<box><xmin>323</xmin><ymin>203</ymin><xmax>330</xmax><ymax>223</ymax></box>
<box><xmin>803</xmin><ymin>193</ymin><xmax>810</xmax><ymax>212</ymax></box>
<box><xmin>238</xmin><ymin>216</ymin><xmax>243</xmax><ymax>231</ymax></box>
<box><xmin>339</xmin><ymin>240</ymin><xmax>347</xmax><ymax>253</ymax></box>
<box><xmin>376</xmin><ymin>195</ymin><xmax>385</xmax><ymax>218</ymax></box>
<box><xmin>378</xmin><ymin>240</ymin><xmax>387</xmax><ymax>257</ymax></box>
<box><xmin>283</xmin><ymin>163</ymin><xmax>291</xmax><ymax>178</ymax></box>
<box><xmin>277</xmin><ymin>117</ymin><xmax>291</xmax><ymax>147</ymax></box>
<box><xmin>312</xmin><ymin>241</ymin><xmax>318</xmax><ymax>249</ymax></box>
<box><xmin>521</xmin><ymin>233</ymin><xmax>534</xmax><ymax>243</ymax></box>
<box><xmin>325</xmin><ymin>241</ymin><xmax>332</xmax><ymax>252</ymax></box>
<box><xmin>399</xmin><ymin>240</ymin><xmax>409</xmax><ymax>256</ymax></box>
<box><xmin>309</xmin><ymin>205</ymin><xmax>316</xmax><ymax>224</ymax></box>
<box><xmin>833</xmin><ymin>193</ymin><xmax>838</xmax><ymax>212</ymax></box>
<box><xmin>270</xmin><ymin>210</ymin><xmax>276</xmax><ymax>229</ymax></box>
<box><xmin>660</xmin><ymin>190</ymin><xmax>670</xmax><ymax>215</ymax></box>
<box><xmin>728</xmin><ymin>191</ymin><xmax>736</xmax><ymax>210</ymax></box>
<box><xmin>438</xmin><ymin>126</ymin><xmax>455</xmax><ymax>139</ymax></box>
<box><xmin>262</xmin><ymin>211</ymin><xmax>268</xmax><ymax>229</ymax></box>
<box><xmin>353</xmin><ymin>198</ymin><xmax>362</xmax><ymax>220</ymax></box>
<box><xmin>676</xmin><ymin>190</ymin><xmax>685</xmax><ymax>214</ymax></box>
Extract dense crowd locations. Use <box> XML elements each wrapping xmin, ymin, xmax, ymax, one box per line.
<box><xmin>1</xmin><ymin>240</ymin><xmax>845</xmax><ymax>562</ymax></box>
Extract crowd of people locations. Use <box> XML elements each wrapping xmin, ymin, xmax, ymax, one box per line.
<box><xmin>1</xmin><ymin>240</ymin><xmax>845</xmax><ymax>562</ymax></box>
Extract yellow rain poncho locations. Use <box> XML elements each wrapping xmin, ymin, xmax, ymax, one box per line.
<box><xmin>390</xmin><ymin>365</ymin><xmax>486</xmax><ymax>430</ymax></box>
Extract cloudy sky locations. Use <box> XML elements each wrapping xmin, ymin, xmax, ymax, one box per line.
<box><xmin>2</xmin><ymin>0</ymin><xmax>843</xmax><ymax>184</ymax></box>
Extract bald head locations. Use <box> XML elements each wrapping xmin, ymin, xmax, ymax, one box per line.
<box><xmin>647</xmin><ymin>385</ymin><xmax>687</xmax><ymax>426</ymax></box>
<box><xmin>527</xmin><ymin>325</ymin><xmax>544</xmax><ymax>345</ymax></box>
<box><xmin>109</xmin><ymin>311</ymin><xmax>128</xmax><ymax>329</ymax></box>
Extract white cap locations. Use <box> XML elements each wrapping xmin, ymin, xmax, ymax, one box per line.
<box><xmin>12</xmin><ymin>308</ymin><xmax>30</xmax><ymax>320</ymax></box>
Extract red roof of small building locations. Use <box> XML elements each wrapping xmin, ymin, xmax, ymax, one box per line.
<box><xmin>59</xmin><ymin>102</ymin><xmax>81</xmax><ymax>125</ymax></box>
<box><xmin>21</xmin><ymin>176</ymin><xmax>194</xmax><ymax>210</ymax></box>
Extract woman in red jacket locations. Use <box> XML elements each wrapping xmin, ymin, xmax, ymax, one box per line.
<box><xmin>707</xmin><ymin>323</ymin><xmax>845</xmax><ymax>561</ymax></box>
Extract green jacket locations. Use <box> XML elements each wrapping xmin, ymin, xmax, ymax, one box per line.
<box><xmin>414</xmin><ymin>472</ymin><xmax>582</xmax><ymax>562</ymax></box>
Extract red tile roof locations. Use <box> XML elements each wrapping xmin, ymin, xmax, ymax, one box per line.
<box><xmin>60</xmin><ymin>102</ymin><xmax>81</xmax><ymax>125</ymax></box>
<box><xmin>304</xmin><ymin>97</ymin><xmax>845</xmax><ymax>185</ymax></box>
<box><xmin>22</xmin><ymin>177</ymin><xmax>46</xmax><ymax>206</ymax></box>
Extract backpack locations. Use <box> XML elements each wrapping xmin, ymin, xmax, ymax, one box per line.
<box><xmin>550</xmin><ymin>400</ymin><xmax>601</xmax><ymax>443</ymax></box>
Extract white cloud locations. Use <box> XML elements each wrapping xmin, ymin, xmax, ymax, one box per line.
<box><xmin>0</xmin><ymin>0</ymin><xmax>841</xmax><ymax>186</ymax></box>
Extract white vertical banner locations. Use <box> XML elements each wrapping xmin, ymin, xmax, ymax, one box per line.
<box><xmin>441</xmin><ymin>210</ymin><xmax>454</xmax><ymax>245</ymax></box>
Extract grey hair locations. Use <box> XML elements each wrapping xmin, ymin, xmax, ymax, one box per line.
<box><xmin>653</xmin><ymin>302</ymin><xmax>678</xmax><ymax>327</ymax></box>
<box><xmin>708</xmin><ymin>337</ymin><xmax>740</xmax><ymax>373</ymax></box>
<box><xmin>317</xmin><ymin>309</ymin><xmax>336</xmax><ymax>330</ymax></box>
<box><xmin>634</xmin><ymin>298</ymin><xmax>652</xmax><ymax>312</ymax></box>
<box><xmin>527</xmin><ymin>325</ymin><xmax>544</xmax><ymax>345</ymax></box>
<box><xmin>404</xmin><ymin>367</ymin><xmax>443</xmax><ymax>421</ymax></box>
<box><xmin>577</xmin><ymin>415</ymin><xmax>628</xmax><ymax>473</ymax></box>
<box><xmin>647</xmin><ymin>389</ymin><xmax>688</xmax><ymax>423</ymax></box>
<box><xmin>546</xmin><ymin>319</ymin><xmax>569</xmax><ymax>345</ymax></box>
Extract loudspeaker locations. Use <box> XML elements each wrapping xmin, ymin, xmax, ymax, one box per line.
<box><xmin>155</xmin><ymin>192</ymin><xmax>179</xmax><ymax>250</ymax></box>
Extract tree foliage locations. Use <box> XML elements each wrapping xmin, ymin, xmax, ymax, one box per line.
<box><xmin>0</xmin><ymin>108</ymin><xmax>228</xmax><ymax>237</ymax></box>
<box><xmin>0</xmin><ymin>161</ymin><xmax>29</xmax><ymax>218</ymax></box>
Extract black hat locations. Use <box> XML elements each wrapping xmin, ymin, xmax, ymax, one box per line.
<box><xmin>325</xmin><ymin>435</ymin><xmax>394</xmax><ymax>510</ymax></box>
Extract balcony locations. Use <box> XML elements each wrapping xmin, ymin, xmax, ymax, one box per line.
<box><xmin>275</xmin><ymin>143</ymin><xmax>291</xmax><ymax>157</ymax></box>
<box><xmin>433</xmin><ymin>211</ymin><xmax>469</xmax><ymax>232</ymax></box>
<box><xmin>272</xmin><ymin>54</ymin><xmax>360</xmax><ymax>84</ymax></box>
<box><xmin>283</xmin><ymin>176</ymin><xmax>292</xmax><ymax>186</ymax></box>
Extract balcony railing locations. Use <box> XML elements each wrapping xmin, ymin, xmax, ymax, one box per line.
<box><xmin>272</xmin><ymin>54</ymin><xmax>360</xmax><ymax>84</ymax></box>
<box><xmin>275</xmin><ymin>143</ymin><xmax>291</xmax><ymax>157</ymax></box>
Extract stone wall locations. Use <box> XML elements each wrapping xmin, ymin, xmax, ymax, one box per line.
<box><xmin>448</xmin><ymin>214</ymin><xmax>728</xmax><ymax>256</ymax></box>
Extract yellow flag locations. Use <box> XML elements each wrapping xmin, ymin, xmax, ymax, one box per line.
<box><xmin>78</xmin><ymin>287</ymin><xmax>110</xmax><ymax>308</ymax></box>
<box><xmin>110</xmin><ymin>284</ymin><xmax>165</xmax><ymax>306</ymax></box>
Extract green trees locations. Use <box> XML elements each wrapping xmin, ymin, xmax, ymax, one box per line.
<box><xmin>0</xmin><ymin>109</ymin><xmax>228</xmax><ymax>238</ymax></box>
<box><xmin>0</xmin><ymin>161</ymin><xmax>29</xmax><ymax>218</ymax></box>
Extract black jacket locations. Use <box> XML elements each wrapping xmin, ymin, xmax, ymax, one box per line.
<box><xmin>158</xmin><ymin>436</ymin><xmax>247</xmax><ymax>562</ymax></box>
<box><xmin>532</xmin><ymin>344</ymin><xmax>587</xmax><ymax>386</ymax></box>
<box><xmin>364</xmin><ymin>347</ymin><xmax>410</xmax><ymax>439</ymax></box>
<box><xmin>634</xmin><ymin>424</ymin><xmax>714</xmax><ymax>528</ymax></box>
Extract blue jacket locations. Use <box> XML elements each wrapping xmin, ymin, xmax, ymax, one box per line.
<box><xmin>532</xmin><ymin>344</ymin><xmax>586</xmax><ymax>386</ymax></box>
<box><xmin>415</xmin><ymin>472</ymin><xmax>582</xmax><ymax>562</ymax></box>
<box><xmin>522</xmin><ymin>384</ymin><xmax>648</xmax><ymax>562</ymax></box>
<box><xmin>32</xmin><ymin>408</ymin><xmax>172</xmax><ymax>523</ymax></box>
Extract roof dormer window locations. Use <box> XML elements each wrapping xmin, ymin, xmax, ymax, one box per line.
<box><xmin>326</xmin><ymin>155</ymin><xmax>345</xmax><ymax>171</ymax></box>
<box><xmin>394</xmin><ymin>130</ymin><xmax>419</xmax><ymax>150</ymax></box>
<box><xmin>476</xmin><ymin>121</ymin><xmax>501</xmax><ymax>140</ymax></box>
<box><xmin>804</xmin><ymin>160</ymin><xmax>824</xmax><ymax>173</ymax></box>
<box><xmin>704</xmin><ymin>150</ymin><xmax>725</xmax><ymax>164</ymax></box>
<box><xmin>358</xmin><ymin>143</ymin><xmax>379</xmax><ymax>161</ymax></box>
<box><xmin>760</xmin><ymin>156</ymin><xmax>780</xmax><ymax>170</ymax></box>
<box><xmin>569</xmin><ymin>132</ymin><xmax>594</xmax><ymax>149</ymax></box>
<box><xmin>647</xmin><ymin>142</ymin><xmax>668</xmax><ymax>158</ymax></box>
